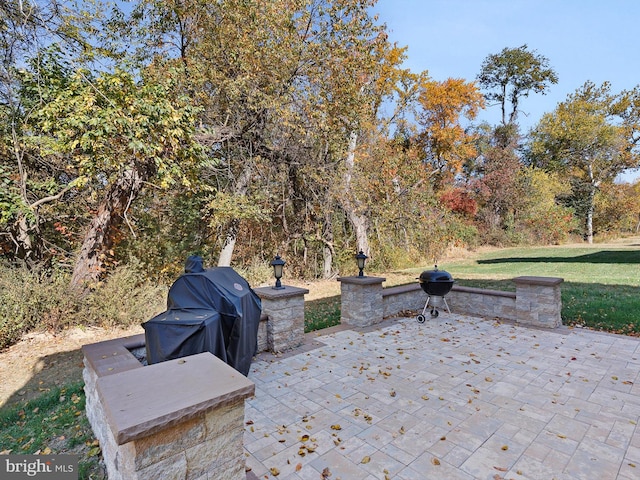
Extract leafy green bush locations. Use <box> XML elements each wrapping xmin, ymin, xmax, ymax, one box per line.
<box><xmin>83</xmin><ymin>260</ymin><xmax>167</xmax><ymax>328</ymax></box>
<box><xmin>0</xmin><ymin>264</ymin><xmax>78</xmax><ymax>349</ymax></box>
<box><xmin>0</xmin><ymin>261</ymin><xmax>167</xmax><ymax>350</ymax></box>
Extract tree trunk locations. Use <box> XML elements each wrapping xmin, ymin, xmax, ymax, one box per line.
<box><xmin>585</xmin><ymin>163</ymin><xmax>596</xmax><ymax>244</ymax></box>
<box><xmin>217</xmin><ymin>218</ymin><xmax>238</xmax><ymax>266</ymax></box>
<box><xmin>15</xmin><ymin>214</ymin><xmax>37</xmax><ymax>263</ymax></box>
<box><xmin>70</xmin><ymin>167</ymin><xmax>143</xmax><ymax>290</ymax></box>
<box><xmin>343</xmin><ymin>130</ymin><xmax>370</xmax><ymax>255</ymax></box>
<box><xmin>321</xmin><ymin>210</ymin><xmax>334</xmax><ymax>278</ymax></box>
<box><xmin>585</xmin><ymin>185</ymin><xmax>595</xmax><ymax>244</ymax></box>
<box><xmin>215</xmin><ymin>162</ymin><xmax>252</xmax><ymax>266</ymax></box>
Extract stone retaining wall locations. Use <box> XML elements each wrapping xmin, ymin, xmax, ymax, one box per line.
<box><xmin>374</xmin><ymin>276</ymin><xmax>562</xmax><ymax>328</ymax></box>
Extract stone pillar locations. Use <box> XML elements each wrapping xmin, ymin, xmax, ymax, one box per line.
<box><xmin>254</xmin><ymin>285</ymin><xmax>309</xmax><ymax>353</ymax></box>
<box><xmin>513</xmin><ymin>276</ymin><xmax>564</xmax><ymax>328</ymax></box>
<box><xmin>337</xmin><ymin>275</ymin><xmax>386</xmax><ymax>327</ymax></box>
<box><xmin>82</xmin><ymin>337</ymin><xmax>255</xmax><ymax>480</ymax></box>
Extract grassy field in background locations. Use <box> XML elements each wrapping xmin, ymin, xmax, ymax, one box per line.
<box><xmin>305</xmin><ymin>238</ymin><xmax>640</xmax><ymax>335</ymax></box>
<box><xmin>400</xmin><ymin>237</ymin><xmax>640</xmax><ymax>335</ymax></box>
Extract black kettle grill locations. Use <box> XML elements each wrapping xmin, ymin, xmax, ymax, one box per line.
<box><xmin>417</xmin><ymin>265</ymin><xmax>454</xmax><ymax>322</ymax></box>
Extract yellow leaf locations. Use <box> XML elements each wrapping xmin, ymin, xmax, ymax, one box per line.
<box><xmin>361</xmin><ymin>456</ymin><xmax>371</xmax><ymax>464</ymax></box>
<box><xmin>431</xmin><ymin>457</ymin><xmax>441</xmax><ymax>466</ymax></box>
<box><xmin>501</xmin><ymin>445</ymin><xmax>508</xmax><ymax>451</ymax></box>
<box><xmin>331</xmin><ymin>424</ymin><xmax>342</xmax><ymax>430</ymax></box>
<box><xmin>270</xmin><ymin>467</ymin><xmax>280</xmax><ymax>476</ymax></box>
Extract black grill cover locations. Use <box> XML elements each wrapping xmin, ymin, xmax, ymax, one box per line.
<box><xmin>143</xmin><ymin>261</ymin><xmax>262</xmax><ymax>376</ymax></box>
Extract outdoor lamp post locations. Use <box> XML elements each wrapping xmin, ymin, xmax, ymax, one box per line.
<box><xmin>270</xmin><ymin>255</ymin><xmax>286</xmax><ymax>289</ymax></box>
<box><xmin>355</xmin><ymin>250</ymin><xmax>368</xmax><ymax>277</ymax></box>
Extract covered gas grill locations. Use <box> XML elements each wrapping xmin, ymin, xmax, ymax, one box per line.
<box><xmin>417</xmin><ymin>265</ymin><xmax>454</xmax><ymax>322</ymax></box>
<box><xmin>143</xmin><ymin>256</ymin><xmax>262</xmax><ymax>376</ymax></box>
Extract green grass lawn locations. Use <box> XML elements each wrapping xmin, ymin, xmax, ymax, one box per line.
<box><xmin>402</xmin><ymin>239</ymin><xmax>640</xmax><ymax>335</ymax></box>
<box><xmin>0</xmin><ymin>382</ymin><xmax>103</xmax><ymax>479</ymax></box>
<box><xmin>305</xmin><ymin>239</ymin><xmax>640</xmax><ymax>335</ymax></box>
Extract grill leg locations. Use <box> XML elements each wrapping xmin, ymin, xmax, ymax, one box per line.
<box><xmin>421</xmin><ymin>297</ymin><xmax>431</xmax><ymax>316</ymax></box>
<box><xmin>442</xmin><ymin>296</ymin><xmax>451</xmax><ymax>314</ymax></box>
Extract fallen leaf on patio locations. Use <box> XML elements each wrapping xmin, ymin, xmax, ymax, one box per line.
<box><xmin>493</xmin><ymin>475</ymin><xmax>503</xmax><ymax>480</ymax></box>
<box><xmin>501</xmin><ymin>445</ymin><xmax>508</xmax><ymax>451</ymax></box>
<box><xmin>335</xmin><ymin>394</ymin><xmax>341</xmax><ymax>399</ymax></box>
<box><xmin>612</xmin><ymin>376</ymin><xmax>619</xmax><ymax>380</ymax></box>
<box><xmin>440</xmin><ymin>436</ymin><xmax>446</xmax><ymax>441</ymax></box>
<box><xmin>246</xmin><ymin>420</ymin><xmax>254</xmax><ymax>425</ymax></box>
<box><xmin>295</xmin><ymin>463</ymin><xmax>302</xmax><ymax>472</ymax></box>
<box><xmin>399</xmin><ymin>426</ymin><xmax>405</xmax><ymax>434</ymax></box>
<box><xmin>270</xmin><ymin>467</ymin><xmax>280</xmax><ymax>476</ymax></box>
<box><xmin>494</xmin><ymin>466</ymin><xmax>507</xmax><ymax>471</ymax></box>
<box><xmin>629</xmin><ymin>463</ymin><xmax>636</xmax><ymax>468</ymax></box>
<box><xmin>485</xmin><ymin>377</ymin><xmax>493</xmax><ymax>382</ymax></box>
<box><xmin>440</xmin><ymin>338</ymin><xmax>450</xmax><ymax>342</ymax></box>
<box><xmin>331</xmin><ymin>424</ymin><xmax>342</xmax><ymax>430</ymax></box>
<box><xmin>390</xmin><ymin>390</ymin><xmax>396</xmax><ymax>397</ymax></box>
<box><xmin>623</xmin><ymin>381</ymin><xmax>633</xmax><ymax>385</ymax></box>
<box><xmin>557</xmin><ymin>434</ymin><xmax>567</xmax><ymax>439</ymax></box>
<box><xmin>361</xmin><ymin>456</ymin><xmax>371</xmax><ymax>464</ymax></box>
<box><xmin>321</xmin><ymin>467</ymin><xmax>331</xmax><ymax>478</ymax></box>
<box><xmin>300</xmin><ymin>434</ymin><xmax>309</xmax><ymax>441</ymax></box>
<box><xmin>431</xmin><ymin>458</ymin><xmax>440</xmax><ymax>466</ymax></box>
<box><xmin>421</xmin><ymin>395</ymin><xmax>429</xmax><ymax>400</ymax></box>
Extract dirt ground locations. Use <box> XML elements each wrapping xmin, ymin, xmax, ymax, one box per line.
<box><xmin>0</xmin><ymin>324</ymin><xmax>145</xmax><ymax>408</ymax></box>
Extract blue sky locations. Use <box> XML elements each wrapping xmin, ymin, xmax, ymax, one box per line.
<box><xmin>372</xmin><ymin>0</ymin><xmax>640</xmax><ymax>181</ymax></box>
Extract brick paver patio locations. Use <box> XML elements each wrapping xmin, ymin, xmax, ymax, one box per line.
<box><xmin>244</xmin><ymin>314</ymin><xmax>640</xmax><ymax>480</ymax></box>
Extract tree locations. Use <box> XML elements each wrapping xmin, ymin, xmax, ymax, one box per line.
<box><xmin>31</xmin><ymin>67</ymin><xmax>204</xmax><ymax>289</ymax></box>
<box><xmin>131</xmin><ymin>0</ymin><xmax>408</xmax><ymax>273</ymax></box>
<box><xmin>415</xmin><ymin>77</ymin><xmax>485</xmax><ymax>187</ymax></box>
<box><xmin>0</xmin><ymin>1</ymin><xmax>104</xmax><ymax>263</ymax></box>
<box><xmin>528</xmin><ymin>81</ymin><xmax>639</xmax><ymax>243</ymax></box>
<box><xmin>477</xmin><ymin>45</ymin><xmax>558</xmax><ymax>126</ymax></box>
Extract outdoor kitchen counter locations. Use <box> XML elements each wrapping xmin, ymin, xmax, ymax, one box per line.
<box><xmin>82</xmin><ymin>336</ymin><xmax>255</xmax><ymax>445</ymax></box>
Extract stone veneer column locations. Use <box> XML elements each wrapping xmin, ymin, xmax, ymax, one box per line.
<box><xmin>253</xmin><ymin>285</ymin><xmax>309</xmax><ymax>353</ymax></box>
<box><xmin>82</xmin><ymin>337</ymin><xmax>254</xmax><ymax>480</ymax></box>
<box><xmin>337</xmin><ymin>275</ymin><xmax>386</xmax><ymax>327</ymax></box>
<box><xmin>513</xmin><ymin>276</ymin><xmax>564</xmax><ymax>328</ymax></box>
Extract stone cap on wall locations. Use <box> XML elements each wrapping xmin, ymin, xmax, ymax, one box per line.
<box><xmin>512</xmin><ymin>276</ymin><xmax>564</xmax><ymax>286</ymax></box>
<box><xmin>337</xmin><ymin>275</ymin><xmax>386</xmax><ymax>285</ymax></box>
<box><xmin>82</xmin><ymin>334</ymin><xmax>146</xmax><ymax>378</ymax></box>
<box><xmin>254</xmin><ymin>285</ymin><xmax>309</xmax><ymax>300</ymax></box>
<box><xmin>92</xmin><ymin>350</ymin><xmax>254</xmax><ymax>445</ymax></box>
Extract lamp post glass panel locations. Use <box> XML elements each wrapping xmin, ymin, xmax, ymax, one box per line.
<box><xmin>270</xmin><ymin>255</ymin><xmax>286</xmax><ymax>289</ymax></box>
<box><xmin>356</xmin><ymin>250</ymin><xmax>368</xmax><ymax>277</ymax></box>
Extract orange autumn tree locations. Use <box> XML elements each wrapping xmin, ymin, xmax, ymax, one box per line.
<box><xmin>415</xmin><ymin>78</ymin><xmax>485</xmax><ymax>187</ymax></box>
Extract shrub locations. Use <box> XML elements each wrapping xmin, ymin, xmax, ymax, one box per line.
<box><xmin>0</xmin><ymin>261</ymin><xmax>167</xmax><ymax>350</ymax></box>
<box><xmin>84</xmin><ymin>261</ymin><xmax>167</xmax><ymax>328</ymax></box>
<box><xmin>0</xmin><ymin>263</ymin><xmax>78</xmax><ymax>349</ymax></box>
